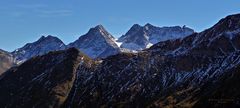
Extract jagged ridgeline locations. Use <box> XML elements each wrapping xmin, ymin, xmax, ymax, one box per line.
<box><xmin>0</xmin><ymin>24</ymin><xmax>194</xmax><ymax>81</ymax></box>
<box><xmin>11</xmin><ymin>24</ymin><xmax>194</xmax><ymax>63</ymax></box>
<box><xmin>0</xmin><ymin>13</ymin><xmax>240</xmax><ymax>108</ymax></box>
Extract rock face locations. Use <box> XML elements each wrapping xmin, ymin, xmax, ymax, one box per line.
<box><xmin>0</xmin><ymin>49</ymin><xmax>15</xmax><ymax>75</ymax></box>
<box><xmin>0</xmin><ymin>48</ymin><xmax>84</xmax><ymax>108</ymax></box>
<box><xmin>117</xmin><ymin>23</ymin><xmax>194</xmax><ymax>50</ymax></box>
<box><xmin>12</xmin><ymin>35</ymin><xmax>66</xmax><ymax>63</ymax></box>
<box><xmin>0</xmin><ymin>14</ymin><xmax>240</xmax><ymax>108</ymax></box>
<box><xmin>68</xmin><ymin>25</ymin><xmax>120</xmax><ymax>59</ymax></box>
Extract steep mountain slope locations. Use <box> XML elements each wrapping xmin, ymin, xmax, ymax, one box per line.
<box><xmin>0</xmin><ymin>13</ymin><xmax>240</xmax><ymax>108</ymax></box>
<box><xmin>194</xmin><ymin>65</ymin><xmax>240</xmax><ymax>108</ymax></box>
<box><xmin>147</xmin><ymin>13</ymin><xmax>240</xmax><ymax>107</ymax></box>
<box><xmin>117</xmin><ymin>23</ymin><xmax>194</xmax><ymax>50</ymax></box>
<box><xmin>12</xmin><ymin>35</ymin><xmax>66</xmax><ymax>63</ymax></box>
<box><xmin>64</xmin><ymin>13</ymin><xmax>240</xmax><ymax>107</ymax></box>
<box><xmin>0</xmin><ymin>48</ymin><xmax>85</xmax><ymax>108</ymax></box>
<box><xmin>68</xmin><ymin>25</ymin><xmax>120</xmax><ymax>59</ymax></box>
<box><xmin>0</xmin><ymin>49</ymin><xmax>15</xmax><ymax>75</ymax></box>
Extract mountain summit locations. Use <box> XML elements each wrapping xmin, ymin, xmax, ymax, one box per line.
<box><xmin>12</xmin><ymin>35</ymin><xmax>66</xmax><ymax>63</ymax></box>
<box><xmin>117</xmin><ymin>23</ymin><xmax>194</xmax><ymax>50</ymax></box>
<box><xmin>68</xmin><ymin>25</ymin><xmax>120</xmax><ymax>58</ymax></box>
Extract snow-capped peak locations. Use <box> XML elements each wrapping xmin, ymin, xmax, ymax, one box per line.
<box><xmin>118</xmin><ymin>23</ymin><xmax>194</xmax><ymax>50</ymax></box>
<box><xmin>68</xmin><ymin>25</ymin><xmax>120</xmax><ymax>59</ymax></box>
<box><xmin>12</xmin><ymin>35</ymin><xmax>66</xmax><ymax>62</ymax></box>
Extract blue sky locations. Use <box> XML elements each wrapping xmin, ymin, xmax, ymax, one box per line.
<box><xmin>0</xmin><ymin>0</ymin><xmax>240</xmax><ymax>51</ymax></box>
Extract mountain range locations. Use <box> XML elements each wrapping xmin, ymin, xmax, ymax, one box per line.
<box><xmin>0</xmin><ymin>23</ymin><xmax>193</xmax><ymax>73</ymax></box>
<box><xmin>0</xmin><ymin>13</ymin><xmax>240</xmax><ymax>107</ymax></box>
<box><xmin>11</xmin><ymin>23</ymin><xmax>193</xmax><ymax>61</ymax></box>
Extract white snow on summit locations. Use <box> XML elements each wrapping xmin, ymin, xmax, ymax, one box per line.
<box><xmin>117</xmin><ymin>24</ymin><xmax>194</xmax><ymax>50</ymax></box>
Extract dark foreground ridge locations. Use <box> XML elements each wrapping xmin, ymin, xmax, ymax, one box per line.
<box><xmin>0</xmin><ymin>48</ymin><xmax>83</xmax><ymax>107</ymax></box>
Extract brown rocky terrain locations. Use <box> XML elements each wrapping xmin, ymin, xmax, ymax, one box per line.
<box><xmin>0</xmin><ymin>49</ymin><xmax>15</xmax><ymax>75</ymax></box>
